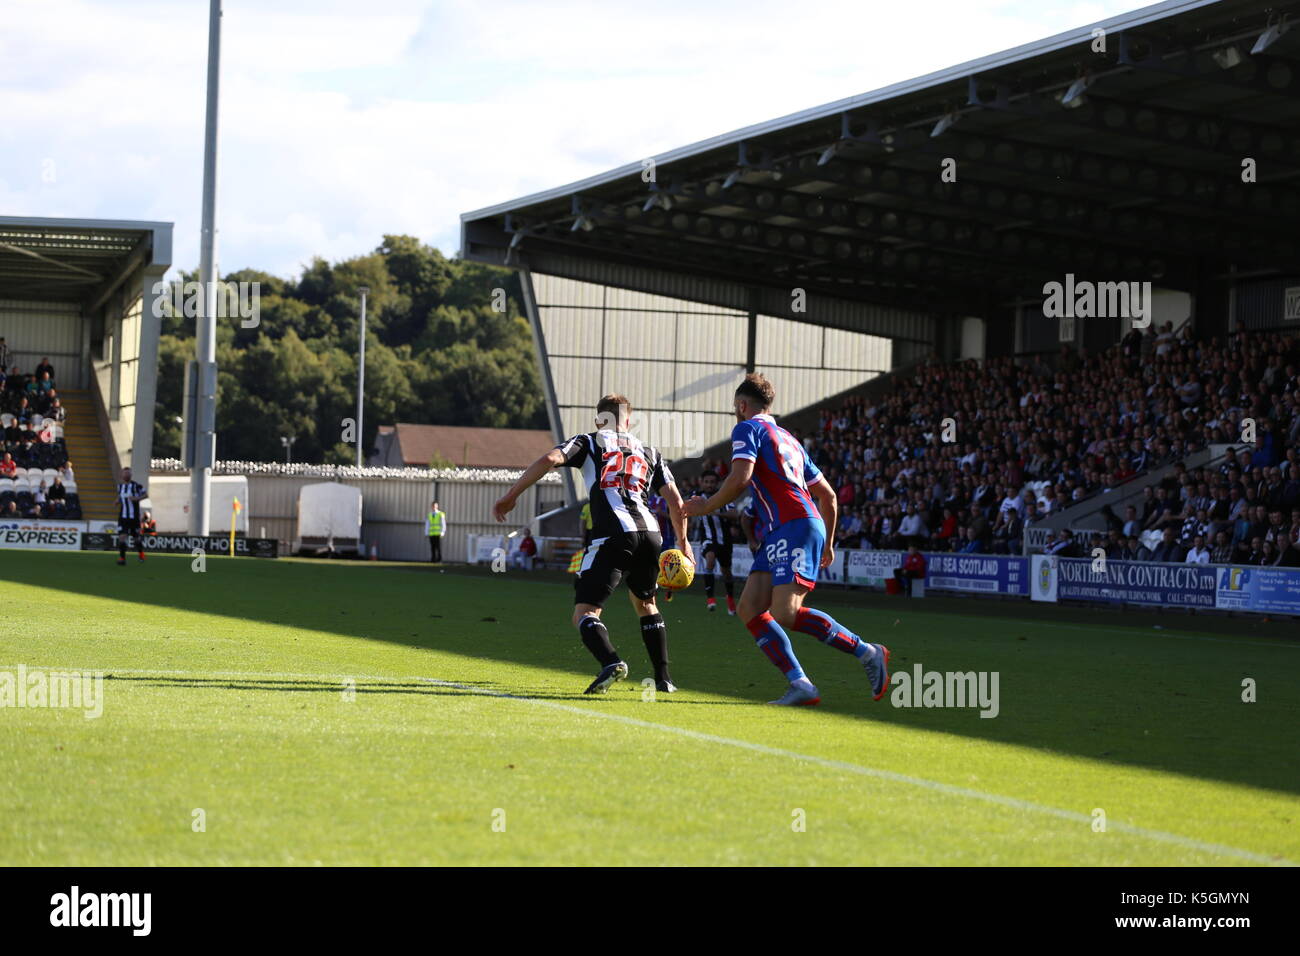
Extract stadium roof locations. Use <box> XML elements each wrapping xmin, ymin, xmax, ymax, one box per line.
<box><xmin>0</xmin><ymin>216</ymin><xmax>173</xmax><ymax>308</ymax></box>
<box><xmin>462</xmin><ymin>0</ymin><xmax>1300</xmax><ymax>316</ymax></box>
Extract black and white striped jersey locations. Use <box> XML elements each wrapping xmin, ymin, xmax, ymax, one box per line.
<box><xmin>117</xmin><ymin>481</ymin><xmax>146</xmax><ymax>520</ymax></box>
<box><xmin>693</xmin><ymin>503</ymin><xmax>736</xmax><ymax>547</ymax></box>
<box><xmin>557</xmin><ymin>430</ymin><xmax>673</xmax><ymax>537</ymax></box>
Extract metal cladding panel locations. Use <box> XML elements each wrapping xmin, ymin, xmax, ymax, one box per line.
<box><xmin>348</xmin><ymin>477</ymin><xmax>429</xmax><ymax>522</ymax></box>
<box><xmin>676</xmin><ymin>311</ymin><xmax>746</xmax><ymax>362</ymax></box>
<box><xmin>550</xmin><ymin>356</ymin><xmax>603</xmax><ymax>406</ymax></box>
<box><xmin>604</xmin><ymin>311</ymin><xmax>675</xmax><ymax>361</ymax></box>
<box><xmin>602</xmin><ymin>284</ymin><xmax>741</xmax><ymax>316</ymax></box>
<box><xmin>824</xmin><ymin>327</ymin><xmax>891</xmax><ymax>371</ymax></box>
<box><xmin>749</xmin><ymin>287</ymin><xmax>934</xmax><ymax>342</ymax></box>
<box><xmin>757</xmin><ymin>314</ymin><xmax>822</xmax><ymax>367</ymax></box>
<box><xmin>528</xmin><ymin>259</ymin><xmax>935</xmax><ymax>343</ymax></box>
<box><xmin>193</xmin><ymin>473</ymin><xmax>559</xmax><ymax>563</ymax></box>
<box><xmin>600</xmin><ymin>359</ymin><xmax>664</xmax><ymax>408</ymax></box>
<box><xmin>0</xmin><ymin>299</ymin><xmax>86</xmax><ymax>388</ymax></box>
<box><xmin>668</xmin><ymin>362</ymin><xmax>746</xmax><ymax>412</ymax></box>
<box><xmin>558</xmin><ymin>407</ymin><xmax>592</xmax><ymax>440</ymax></box>
<box><xmin>534</xmin><ymin>272</ymin><xmax>605</xmax><ymax>310</ymax></box>
<box><xmin>757</xmin><ymin>367</ymin><xmax>879</xmax><ymax>418</ymax></box>
<box><xmin>539</xmin><ymin>307</ymin><xmax>602</xmax><ymax>357</ymax></box>
<box><xmin>1234</xmin><ymin>277</ymin><xmax>1300</xmax><ymax>330</ymax></box>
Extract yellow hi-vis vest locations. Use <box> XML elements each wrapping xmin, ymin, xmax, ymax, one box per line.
<box><xmin>427</xmin><ymin>510</ymin><xmax>445</xmax><ymax>536</ymax></box>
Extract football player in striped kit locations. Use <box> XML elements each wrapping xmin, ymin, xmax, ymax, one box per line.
<box><xmin>693</xmin><ymin>470</ymin><xmax>738</xmax><ymax>615</ymax></box>
<box><xmin>115</xmin><ymin>467</ymin><xmax>148</xmax><ymax>565</ymax></box>
<box><xmin>494</xmin><ymin>394</ymin><xmax>691</xmax><ymax>695</ymax></box>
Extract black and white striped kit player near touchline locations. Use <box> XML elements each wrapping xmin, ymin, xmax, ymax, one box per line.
<box><xmin>118</xmin><ymin>480</ymin><xmax>146</xmax><ymax>521</ymax></box>
<box><xmin>555</xmin><ymin>430</ymin><xmax>671</xmax><ymax>537</ymax></box>
<box><xmin>115</xmin><ymin>468</ymin><xmax>148</xmax><ymax>564</ymax></box>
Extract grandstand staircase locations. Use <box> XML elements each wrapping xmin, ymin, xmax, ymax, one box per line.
<box><xmin>57</xmin><ymin>389</ymin><xmax>118</xmax><ymax>522</ymax></box>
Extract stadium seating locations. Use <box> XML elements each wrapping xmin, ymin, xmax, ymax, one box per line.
<box><xmin>686</xmin><ymin>323</ymin><xmax>1299</xmax><ymax>567</ymax></box>
<box><xmin>0</xmin><ymin>360</ymin><xmax>79</xmax><ymax>518</ymax></box>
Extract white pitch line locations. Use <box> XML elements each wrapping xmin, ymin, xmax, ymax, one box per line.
<box><xmin>17</xmin><ymin>663</ymin><xmax>1297</xmax><ymax>867</ymax></box>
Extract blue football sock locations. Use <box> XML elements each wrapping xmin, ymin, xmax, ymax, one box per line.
<box><xmin>746</xmin><ymin>612</ymin><xmax>807</xmax><ymax>681</ymax></box>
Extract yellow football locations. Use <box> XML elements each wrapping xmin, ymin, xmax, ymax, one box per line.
<box><xmin>657</xmin><ymin>548</ymin><xmax>695</xmax><ymax>590</ymax></box>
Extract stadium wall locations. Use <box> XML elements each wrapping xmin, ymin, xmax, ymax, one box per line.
<box><xmin>530</xmin><ymin>273</ymin><xmax>894</xmax><ymax>457</ymax></box>
<box><xmin>150</xmin><ymin>463</ymin><xmax>562</xmax><ymax>562</ymax></box>
<box><xmin>1233</xmin><ymin>275</ymin><xmax>1300</xmax><ymax>330</ymax></box>
<box><xmin>0</xmin><ymin>300</ymin><xmax>88</xmax><ymax>389</ymax></box>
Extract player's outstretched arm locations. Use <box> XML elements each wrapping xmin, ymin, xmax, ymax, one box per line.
<box><xmin>493</xmin><ymin>448</ymin><xmax>565</xmax><ymax>522</ymax></box>
<box><xmin>809</xmin><ymin>475</ymin><xmax>838</xmax><ymax>568</ymax></box>
<box><xmin>661</xmin><ymin>483</ymin><xmax>692</xmax><ymax>564</ymax></box>
<box><xmin>683</xmin><ymin>460</ymin><xmax>752</xmax><ymax>517</ymax></box>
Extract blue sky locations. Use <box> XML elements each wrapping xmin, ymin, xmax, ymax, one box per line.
<box><xmin>2</xmin><ymin>0</ymin><xmax>1139</xmax><ymax>281</ymax></box>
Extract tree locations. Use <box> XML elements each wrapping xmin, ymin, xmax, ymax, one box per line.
<box><xmin>151</xmin><ymin>239</ymin><xmax>545</xmax><ymax>464</ymax></box>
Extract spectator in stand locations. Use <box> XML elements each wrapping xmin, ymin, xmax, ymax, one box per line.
<box><xmin>893</xmin><ymin>544</ymin><xmax>927</xmax><ymax>595</ymax></box>
<box><xmin>1234</xmin><ymin>535</ymin><xmax>1265</xmax><ymax>565</ymax></box>
<box><xmin>1210</xmin><ymin>530</ymin><xmax>1234</xmax><ymax>565</ymax></box>
<box><xmin>0</xmin><ymin>453</ymin><xmax>15</xmax><ymax>478</ymax></box>
<box><xmin>511</xmin><ymin>529</ymin><xmax>538</xmax><ymax>570</ymax></box>
<box><xmin>2</xmin><ymin>500</ymin><xmax>17</xmax><ymax>518</ymax></box>
<box><xmin>34</xmin><ymin>357</ymin><xmax>53</xmax><ymax>383</ymax></box>
<box><xmin>1121</xmin><ymin>505</ymin><xmax>1142</xmax><ymax>538</ymax></box>
<box><xmin>898</xmin><ymin>503</ymin><xmax>926</xmax><ymax>547</ymax></box>
<box><xmin>46</xmin><ymin>476</ymin><xmax>67</xmax><ymax>516</ymax></box>
<box><xmin>1123</xmin><ymin>535</ymin><xmax>1152</xmax><ymax>562</ymax></box>
<box><xmin>992</xmin><ymin>506</ymin><xmax>1024</xmax><ymax>555</ymax></box>
<box><xmin>1278</xmin><ymin>526</ymin><xmax>1300</xmax><ymax>567</ymax></box>
<box><xmin>956</xmin><ymin>526</ymin><xmax>984</xmax><ymax>554</ymax></box>
<box><xmin>1149</xmin><ymin>527</ymin><xmax>1185</xmax><ymax>563</ymax></box>
<box><xmin>1184</xmin><ymin>534</ymin><xmax>1211</xmax><ymax>565</ymax></box>
<box><xmin>931</xmin><ymin>505</ymin><xmax>957</xmax><ymax>550</ymax></box>
<box><xmin>1044</xmin><ymin>529</ymin><xmax>1076</xmax><ymax>557</ymax></box>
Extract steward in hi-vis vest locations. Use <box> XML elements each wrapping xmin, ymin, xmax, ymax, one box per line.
<box><xmin>427</xmin><ymin>502</ymin><xmax>445</xmax><ymax>563</ymax></box>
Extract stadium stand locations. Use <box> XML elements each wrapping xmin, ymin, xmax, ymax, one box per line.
<box><xmin>0</xmin><ymin>358</ymin><xmax>80</xmax><ymax>519</ymax></box>
<box><xmin>674</xmin><ymin>321</ymin><xmax>1300</xmax><ymax>567</ymax></box>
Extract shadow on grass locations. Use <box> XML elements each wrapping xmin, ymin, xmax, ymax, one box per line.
<box><xmin>8</xmin><ymin>551</ymin><xmax>1299</xmax><ymax>796</ymax></box>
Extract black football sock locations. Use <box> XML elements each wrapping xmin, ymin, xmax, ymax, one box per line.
<box><xmin>640</xmin><ymin>613</ymin><xmax>671</xmax><ymax>683</ymax></box>
<box><xmin>119</xmin><ymin>537</ymin><xmax>126</xmax><ymax>559</ymax></box>
<box><xmin>702</xmin><ymin>572</ymin><xmax>715</xmax><ymax>599</ymax></box>
<box><xmin>578</xmin><ymin>616</ymin><xmax>620</xmax><ymax>667</ymax></box>
<box><xmin>724</xmin><ymin>576</ymin><xmax>734</xmax><ymax>598</ymax></box>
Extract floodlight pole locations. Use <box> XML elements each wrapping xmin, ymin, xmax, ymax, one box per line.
<box><xmin>356</xmin><ymin>287</ymin><xmax>369</xmax><ymax>466</ymax></box>
<box><xmin>191</xmin><ymin>0</ymin><xmax>222</xmax><ymax>534</ymax></box>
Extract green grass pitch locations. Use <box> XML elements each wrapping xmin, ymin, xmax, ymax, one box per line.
<box><xmin>1</xmin><ymin>550</ymin><xmax>1296</xmax><ymax>866</ymax></box>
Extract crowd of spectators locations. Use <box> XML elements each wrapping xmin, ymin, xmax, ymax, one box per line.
<box><xmin>689</xmin><ymin>321</ymin><xmax>1298</xmax><ymax>567</ymax></box>
<box><xmin>0</xmin><ymin>341</ymin><xmax>79</xmax><ymax>519</ymax></box>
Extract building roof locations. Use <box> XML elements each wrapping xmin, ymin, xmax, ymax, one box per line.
<box><xmin>461</xmin><ymin>0</ymin><xmax>1300</xmax><ymax>315</ymax></box>
<box><xmin>383</xmin><ymin>423</ymin><xmax>555</xmax><ymax>470</ymax></box>
<box><xmin>0</xmin><ymin>216</ymin><xmax>173</xmax><ymax>306</ymax></box>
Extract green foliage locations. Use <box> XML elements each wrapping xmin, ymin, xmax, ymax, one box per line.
<box><xmin>153</xmin><ymin>238</ymin><xmax>546</xmax><ymax>462</ymax></box>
